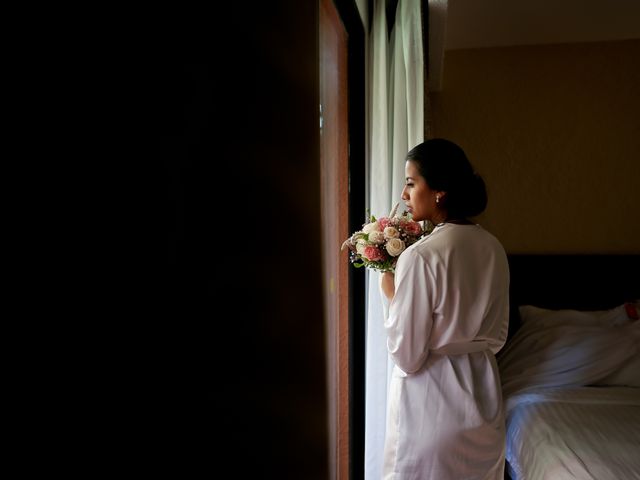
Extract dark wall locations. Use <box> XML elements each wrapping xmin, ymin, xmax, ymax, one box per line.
<box><xmin>146</xmin><ymin>3</ymin><xmax>328</xmax><ymax>478</ymax></box>
<box><xmin>506</xmin><ymin>254</ymin><xmax>640</xmax><ymax>340</ymax></box>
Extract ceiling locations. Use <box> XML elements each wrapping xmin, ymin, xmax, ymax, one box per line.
<box><xmin>428</xmin><ymin>0</ymin><xmax>640</xmax><ymax>90</ymax></box>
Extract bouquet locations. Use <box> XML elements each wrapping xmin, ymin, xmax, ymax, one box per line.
<box><xmin>341</xmin><ymin>203</ymin><xmax>426</xmax><ymax>273</ymax></box>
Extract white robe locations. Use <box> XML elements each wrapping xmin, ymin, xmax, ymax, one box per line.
<box><xmin>383</xmin><ymin>223</ymin><xmax>510</xmax><ymax>480</ymax></box>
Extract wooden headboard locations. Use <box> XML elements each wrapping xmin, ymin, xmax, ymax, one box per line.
<box><xmin>506</xmin><ymin>255</ymin><xmax>640</xmax><ymax>340</ymax></box>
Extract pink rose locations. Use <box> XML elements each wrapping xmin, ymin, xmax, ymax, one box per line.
<box><xmin>378</xmin><ymin>217</ymin><xmax>391</xmax><ymax>230</ymax></box>
<box><xmin>403</xmin><ymin>221</ymin><xmax>423</xmax><ymax>236</ymax></box>
<box><xmin>363</xmin><ymin>245</ymin><xmax>385</xmax><ymax>262</ymax></box>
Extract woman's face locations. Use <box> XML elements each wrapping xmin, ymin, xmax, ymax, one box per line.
<box><xmin>401</xmin><ymin>160</ymin><xmax>441</xmax><ymax>223</ymax></box>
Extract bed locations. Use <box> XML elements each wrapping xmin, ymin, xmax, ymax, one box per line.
<box><xmin>498</xmin><ymin>255</ymin><xmax>640</xmax><ymax>480</ymax></box>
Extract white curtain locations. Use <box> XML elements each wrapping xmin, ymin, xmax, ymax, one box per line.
<box><xmin>365</xmin><ymin>1</ymin><xmax>425</xmax><ymax>478</ymax></box>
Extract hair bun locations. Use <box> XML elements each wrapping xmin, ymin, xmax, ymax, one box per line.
<box><xmin>463</xmin><ymin>173</ymin><xmax>487</xmax><ymax>217</ymax></box>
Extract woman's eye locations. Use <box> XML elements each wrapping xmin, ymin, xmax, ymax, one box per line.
<box><xmin>405</xmin><ymin>183</ymin><xmax>413</xmax><ymax>187</ymax></box>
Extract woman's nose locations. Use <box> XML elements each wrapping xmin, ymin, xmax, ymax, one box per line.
<box><xmin>401</xmin><ymin>187</ymin><xmax>408</xmax><ymax>200</ymax></box>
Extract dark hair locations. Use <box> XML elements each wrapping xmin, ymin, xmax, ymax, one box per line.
<box><xmin>406</xmin><ymin>138</ymin><xmax>488</xmax><ymax>218</ymax></box>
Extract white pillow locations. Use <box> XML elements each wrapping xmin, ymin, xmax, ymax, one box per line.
<box><xmin>596</xmin><ymin>354</ymin><xmax>640</xmax><ymax>387</ymax></box>
<box><xmin>514</xmin><ymin>304</ymin><xmax>640</xmax><ymax>388</ymax></box>
<box><xmin>500</xmin><ymin>309</ymin><xmax>640</xmax><ymax>394</ymax></box>
<box><xmin>595</xmin><ymin>318</ymin><xmax>640</xmax><ymax>387</ymax></box>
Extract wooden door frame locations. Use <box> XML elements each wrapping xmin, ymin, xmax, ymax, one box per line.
<box><xmin>321</xmin><ymin>1</ymin><xmax>366</xmax><ymax>478</ymax></box>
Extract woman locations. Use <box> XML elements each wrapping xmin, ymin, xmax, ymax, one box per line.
<box><xmin>379</xmin><ymin>138</ymin><xmax>510</xmax><ymax>479</ymax></box>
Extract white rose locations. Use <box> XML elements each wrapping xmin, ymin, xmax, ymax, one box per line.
<box><xmin>362</xmin><ymin>221</ymin><xmax>381</xmax><ymax>234</ymax></box>
<box><xmin>385</xmin><ymin>238</ymin><xmax>406</xmax><ymax>257</ymax></box>
<box><xmin>384</xmin><ymin>226</ymin><xmax>400</xmax><ymax>239</ymax></box>
<box><xmin>368</xmin><ymin>230</ymin><xmax>385</xmax><ymax>244</ymax></box>
<box><xmin>356</xmin><ymin>240</ymin><xmax>367</xmax><ymax>255</ymax></box>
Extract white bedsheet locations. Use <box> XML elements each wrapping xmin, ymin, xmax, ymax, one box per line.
<box><xmin>505</xmin><ymin>386</ymin><xmax>640</xmax><ymax>480</ymax></box>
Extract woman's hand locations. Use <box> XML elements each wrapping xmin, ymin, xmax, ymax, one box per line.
<box><xmin>380</xmin><ymin>271</ymin><xmax>395</xmax><ymax>301</ymax></box>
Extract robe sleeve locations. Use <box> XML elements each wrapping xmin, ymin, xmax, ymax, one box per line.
<box><xmin>384</xmin><ymin>248</ymin><xmax>435</xmax><ymax>374</ymax></box>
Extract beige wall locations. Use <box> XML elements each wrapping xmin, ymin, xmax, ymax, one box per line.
<box><xmin>430</xmin><ymin>40</ymin><xmax>640</xmax><ymax>253</ymax></box>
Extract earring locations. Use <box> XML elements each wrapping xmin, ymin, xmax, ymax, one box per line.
<box><xmin>436</xmin><ymin>196</ymin><xmax>440</xmax><ymax>204</ymax></box>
